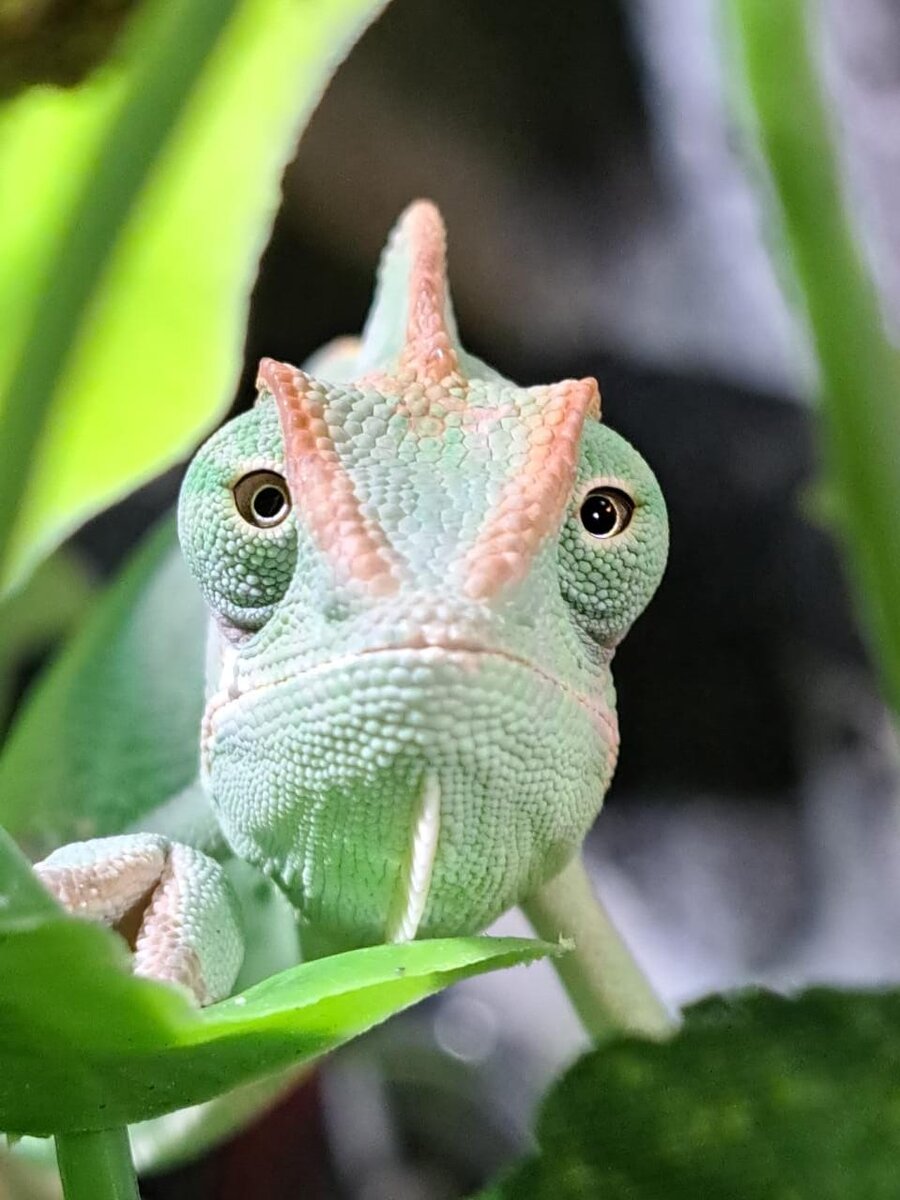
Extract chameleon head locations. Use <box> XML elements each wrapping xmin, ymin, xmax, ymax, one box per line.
<box><xmin>178</xmin><ymin>201</ymin><xmax>668</xmax><ymax>948</ymax></box>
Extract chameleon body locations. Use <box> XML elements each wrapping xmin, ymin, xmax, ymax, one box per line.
<box><xmin>34</xmin><ymin>202</ymin><xmax>667</xmax><ymax>1002</ymax></box>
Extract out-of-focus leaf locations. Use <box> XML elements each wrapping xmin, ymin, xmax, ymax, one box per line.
<box><xmin>0</xmin><ymin>548</ymin><xmax>93</xmax><ymax>730</ymax></box>
<box><xmin>487</xmin><ymin>989</ymin><xmax>900</xmax><ymax>1199</ymax></box>
<box><xmin>0</xmin><ymin>826</ymin><xmax>553</xmax><ymax>1136</ymax></box>
<box><xmin>0</xmin><ymin>0</ymin><xmax>388</xmax><ymax>597</ymax></box>
<box><xmin>728</xmin><ymin>0</ymin><xmax>900</xmax><ymax>716</ymax></box>
<box><xmin>0</xmin><ymin>517</ymin><xmax>207</xmax><ymax>858</ymax></box>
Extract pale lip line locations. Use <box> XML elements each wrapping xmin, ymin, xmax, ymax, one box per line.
<box><xmin>203</xmin><ymin>640</ymin><xmax>618</xmax><ymax>744</ymax></box>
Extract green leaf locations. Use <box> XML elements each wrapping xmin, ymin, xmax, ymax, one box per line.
<box><xmin>0</xmin><ymin>518</ymin><xmax>208</xmax><ymax>858</ymax></box>
<box><xmin>727</xmin><ymin>0</ymin><xmax>900</xmax><ymax>716</ymax></box>
<box><xmin>8</xmin><ymin>860</ymin><xmax>306</xmax><ymax>1173</ymax></box>
<box><xmin>488</xmin><ymin>988</ymin><xmax>900</xmax><ymax>1199</ymax></box>
<box><xmin>0</xmin><ymin>0</ymin><xmax>389</xmax><ymax>597</ymax></box>
<box><xmin>0</xmin><ymin>549</ymin><xmax>94</xmax><ymax>731</ymax></box>
<box><xmin>0</xmin><ymin>826</ymin><xmax>553</xmax><ymax>1136</ymax></box>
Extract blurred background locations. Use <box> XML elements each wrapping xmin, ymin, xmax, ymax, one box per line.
<box><xmin>5</xmin><ymin>0</ymin><xmax>900</xmax><ymax>1196</ymax></box>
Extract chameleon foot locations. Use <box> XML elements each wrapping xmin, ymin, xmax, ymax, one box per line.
<box><xmin>34</xmin><ymin>833</ymin><xmax>243</xmax><ymax>1005</ymax></box>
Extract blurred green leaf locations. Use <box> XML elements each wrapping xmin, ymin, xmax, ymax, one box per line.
<box><xmin>0</xmin><ymin>825</ymin><xmax>553</xmax><ymax>1136</ymax></box>
<box><xmin>0</xmin><ymin>518</ymin><xmax>208</xmax><ymax>858</ymax></box>
<box><xmin>728</xmin><ymin>0</ymin><xmax>900</xmax><ymax>716</ymax></box>
<box><xmin>0</xmin><ymin>548</ymin><xmax>93</xmax><ymax>730</ymax></box>
<box><xmin>488</xmin><ymin>989</ymin><xmax>900</xmax><ymax>1200</ymax></box>
<box><xmin>0</xmin><ymin>0</ymin><xmax>388</xmax><ymax>597</ymax></box>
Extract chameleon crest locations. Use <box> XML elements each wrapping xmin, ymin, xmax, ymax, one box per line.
<box><xmin>178</xmin><ymin>201</ymin><xmax>668</xmax><ymax>952</ymax></box>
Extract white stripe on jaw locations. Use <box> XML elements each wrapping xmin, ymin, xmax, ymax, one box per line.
<box><xmin>386</xmin><ymin>771</ymin><xmax>441</xmax><ymax>943</ymax></box>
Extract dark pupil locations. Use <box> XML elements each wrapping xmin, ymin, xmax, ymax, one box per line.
<box><xmin>581</xmin><ymin>494</ymin><xmax>618</xmax><ymax>536</ymax></box>
<box><xmin>252</xmin><ymin>485</ymin><xmax>285</xmax><ymax>520</ymax></box>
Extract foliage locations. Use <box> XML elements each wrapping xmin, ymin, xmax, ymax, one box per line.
<box><xmin>486</xmin><ymin>989</ymin><xmax>900</xmax><ymax>1199</ymax></box>
<box><xmin>729</xmin><ymin>0</ymin><xmax>900</xmax><ymax>717</ymax></box>
<box><xmin>0</xmin><ymin>826</ymin><xmax>553</xmax><ymax>1136</ymax></box>
<box><xmin>2</xmin><ymin>0</ymin><xmax>900</xmax><ymax>1193</ymax></box>
<box><xmin>0</xmin><ymin>0</ymin><xmax>388</xmax><ymax>599</ymax></box>
<box><xmin>0</xmin><ymin>550</ymin><xmax>93</xmax><ymax>731</ymax></box>
<box><xmin>0</xmin><ymin>518</ymin><xmax>205</xmax><ymax>858</ymax></box>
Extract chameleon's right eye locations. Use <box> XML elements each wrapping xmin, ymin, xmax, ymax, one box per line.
<box><xmin>180</xmin><ymin>408</ymin><xmax>298</xmax><ymax>631</ymax></box>
<box><xmin>233</xmin><ymin>471</ymin><xmax>291</xmax><ymax>528</ymax></box>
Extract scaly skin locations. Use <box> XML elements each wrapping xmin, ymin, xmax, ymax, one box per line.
<box><xmin>35</xmin><ymin>201</ymin><xmax>668</xmax><ymax>1003</ymax></box>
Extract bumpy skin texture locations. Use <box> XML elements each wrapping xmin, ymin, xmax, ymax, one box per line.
<box><xmin>179</xmin><ymin>201</ymin><xmax>668</xmax><ymax>953</ymax></box>
<box><xmin>32</xmin><ymin>201</ymin><xmax>667</xmax><ymax>1000</ymax></box>
<box><xmin>35</xmin><ymin>834</ymin><xmax>242</xmax><ymax>1004</ymax></box>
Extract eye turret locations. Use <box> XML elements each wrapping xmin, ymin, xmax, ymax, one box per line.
<box><xmin>558</xmin><ymin>423</ymin><xmax>668</xmax><ymax>647</ymax></box>
<box><xmin>178</xmin><ymin>407</ymin><xmax>297</xmax><ymax>631</ymax></box>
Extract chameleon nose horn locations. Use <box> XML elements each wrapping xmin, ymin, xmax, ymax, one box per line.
<box><xmin>464</xmin><ymin>376</ymin><xmax>601</xmax><ymax>601</ymax></box>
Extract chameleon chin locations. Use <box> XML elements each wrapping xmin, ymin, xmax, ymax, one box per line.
<box><xmin>35</xmin><ymin>200</ymin><xmax>668</xmax><ymax>1006</ymax></box>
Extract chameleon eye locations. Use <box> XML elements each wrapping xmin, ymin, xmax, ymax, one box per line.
<box><xmin>579</xmin><ymin>487</ymin><xmax>634</xmax><ymax>539</ymax></box>
<box><xmin>233</xmin><ymin>471</ymin><xmax>291</xmax><ymax>528</ymax></box>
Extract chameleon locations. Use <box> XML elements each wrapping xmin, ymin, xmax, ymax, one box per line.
<box><xmin>31</xmin><ymin>200</ymin><xmax>668</xmax><ymax>1008</ymax></box>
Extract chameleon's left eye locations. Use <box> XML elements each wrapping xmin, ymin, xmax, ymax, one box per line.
<box><xmin>233</xmin><ymin>471</ymin><xmax>291</xmax><ymax>528</ymax></box>
<box><xmin>579</xmin><ymin>487</ymin><xmax>634</xmax><ymax>539</ymax></box>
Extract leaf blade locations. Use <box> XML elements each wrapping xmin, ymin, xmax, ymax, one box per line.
<box><xmin>0</xmin><ymin>518</ymin><xmax>207</xmax><ymax>856</ymax></box>
<box><xmin>0</xmin><ymin>824</ymin><xmax>552</xmax><ymax>1135</ymax></box>
<box><xmin>727</xmin><ymin>0</ymin><xmax>900</xmax><ymax>716</ymax></box>
<box><xmin>0</xmin><ymin>0</ymin><xmax>388</xmax><ymax>596</ymax></box>
<box><xmin>489</xmin><ymin>988</ymin><xmax>900</xmax><ymax>1199</ymax></box>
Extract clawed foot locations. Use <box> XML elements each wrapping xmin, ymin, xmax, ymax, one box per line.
<box><xmin>34</xmin><ymin>833</ymin><xmax>243</xmax><ymax>1005</ymax></box>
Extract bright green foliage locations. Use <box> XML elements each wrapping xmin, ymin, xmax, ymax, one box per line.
<box><xmin>728</xmin><ymin>0</ymin><xmax>900</xmax><ymax>716</ymax></box>
<box><xmin>0</xmin><ymin>519</ymin><xmax>207</xmax><ymax>858</ymax></box>
<box><xmin>0</xmin><ymin>826</ymin><xmax>552</xmax><ymax>1136</ymax></box>
<box><xmin>0</xmin><ymin>0</ymin><xmax>388</xmax><ymax>598</ymax></box>
<box><xmin>489</xmin><ymin>989</ymin><xmax>900</xmax><ymax>1199</ymax></box>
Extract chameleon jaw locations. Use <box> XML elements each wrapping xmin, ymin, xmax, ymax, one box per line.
<box><xmin>202</xmin><ymin>641</ymin><xmax>618</xmax><ymax>946</ymax></box>
<box><xmin>201</xmin><ymin>643</ymin><xmax>618</xmax><ymax>792</ymax></box>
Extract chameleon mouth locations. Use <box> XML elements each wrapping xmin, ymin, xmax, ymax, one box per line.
<box><xmin>357</xmin><ymin>640</ymin><xmax>535</xmax><ymax>670</ymax></box>
<box><xmin>205</xmin><ymin>641</ymin><xmax>616</xmax><ymax>749</ymax></box>
<box><xmin>354</xmin><ymin>643</ymin><xmax>613</xmax><ymax>729</ymax></box>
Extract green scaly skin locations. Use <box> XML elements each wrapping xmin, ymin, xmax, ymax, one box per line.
<box><xmin>33</xmin><ymin>201</ymin><xmax>668</xmax><ymax>1012</ymax></box>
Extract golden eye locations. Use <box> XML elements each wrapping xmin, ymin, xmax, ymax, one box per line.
<box><xmin>579</xmin><ymin>487</ymin><xmax>634</xmax><ymax>539</ymax></box>
<box><xmin>233</xmin><ymin>471</ymin><xmax>291</xmax><ymax>528</ymax></box>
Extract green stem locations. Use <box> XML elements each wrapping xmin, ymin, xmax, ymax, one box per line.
<box><xmin>522</xmin><ymin>853</ymin><xmax>674</xmax><ymax>1042</ymax></box>
<box><xmin>729</xmin><ymin>0</ymin><xmax>900</xmax><ymax>717</ymax></box>
<box><xmin>55</xmin><ymin>1127</ymin><xmax>139</xmax><ymax>1200</ymax></box>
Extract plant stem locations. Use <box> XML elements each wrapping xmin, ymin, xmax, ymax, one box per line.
<box><xmin>55</xmin><ymin>1127</ymin><xmax>139</xmax><ymax>1200</ymax></box>
<box><xmin>728</xmin><ymin>0</ymin><xmax>900</xmax><ymax>718</ymax></box>
<box><xmin>522</xmin><ymin>853</ymin><xmax>674</xmax><ymax>1042</ymax></box>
